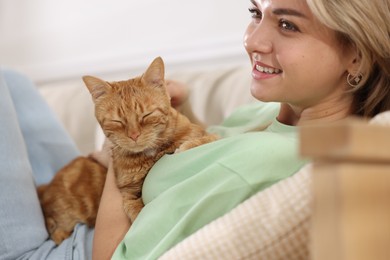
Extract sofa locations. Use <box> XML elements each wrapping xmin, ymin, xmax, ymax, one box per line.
<box><xmin>37</xmin><ymin>66</ymin><xmax>390</xmax><ymax>259</ymax></box>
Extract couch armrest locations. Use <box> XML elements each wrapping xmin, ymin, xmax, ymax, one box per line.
<box><xmin>300</xmin><ymin>118</ymin><xmax>390</xmax><ymax>260</ymax></box>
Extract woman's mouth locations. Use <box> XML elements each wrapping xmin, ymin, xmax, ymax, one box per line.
<box><xmin>252</xmin><ymin>62</ymin><xmax>282</xmax><ymax>80</ymax></box>
<box><xmin>255</xmin><ymin>64</ymin><xmax>281</xmax><ymax>74</ymax></box>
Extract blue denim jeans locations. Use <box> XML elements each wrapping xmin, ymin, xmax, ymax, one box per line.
<box><xmin>0</xmin><ymin>68</ymin><xmax>93</xmax><ymax>260</ymax></box>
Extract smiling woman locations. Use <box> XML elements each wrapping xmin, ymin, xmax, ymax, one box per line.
<box><xmin>246</xmin><ymin>0</ymin><xmax>390</xmax><ymax>122</ymax></box>
<box><xmin>0</xmin><ymin>0</ymin><xmax>389</xmax><ymax>259</ymax></box>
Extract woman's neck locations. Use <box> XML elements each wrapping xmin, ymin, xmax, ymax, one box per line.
<box><xmin>277</xmin><ymin>100</ymin><xmax>353</xmax><ymax>126</ymax></box>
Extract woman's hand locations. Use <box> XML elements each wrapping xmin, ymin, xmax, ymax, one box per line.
<box><xmin>165</xmin><ymin>79</ymin><xmax>205</xmax><ymax>126</ymax></box>
<box><xmin>89</xmin><ymin>138</ymin><xmax>112</xmax><ymax>168</ymax></box>
<box><xmin>166</xmin><ymin>79</ymin><xmax>189</xmax><ymax>109</ymax></box>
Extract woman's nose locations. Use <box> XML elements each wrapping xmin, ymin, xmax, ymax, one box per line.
<box><xmin>243</xmin><ymin>22</ymin><xmax>273</xmax><ymax>55</ymax></box>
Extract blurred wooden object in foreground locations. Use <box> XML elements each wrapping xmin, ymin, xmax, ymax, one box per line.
<box><xmin>300</xmin><ymin>118</ymin><xmax>390</xmax><ymax>260</ymax></box>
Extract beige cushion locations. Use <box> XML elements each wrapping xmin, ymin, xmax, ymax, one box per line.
<box><xmin>370</xmin><ymin>111</ymin><xmax>390</xmax><ymax>127</ymax></box>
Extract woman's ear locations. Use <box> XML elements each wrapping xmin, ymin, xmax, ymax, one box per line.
<box><xmin>346</xmin><ymin>49</ymin><xmax>366</xmax><ymax>88</ymax></box>
<box><xmin>346</xmin><ymin>49</ymin><xmax>363</xmax><ymax>76</ymax></box>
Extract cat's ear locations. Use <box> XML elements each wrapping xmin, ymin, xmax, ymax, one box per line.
<box><xmin>82</xmin><ymin>76</ymin><xmax>111</xmax><ymax>101</ymax></box>
<box><xmin>142</xmin><ymin>57</ymin><xmax>165</xmax><ymax>86</ymax></box>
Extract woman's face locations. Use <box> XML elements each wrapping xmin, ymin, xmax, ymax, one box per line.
<box><xmin>244</xmin><ymin>0</ymin><xmax>356</xmax><ymax>111</ymax></box>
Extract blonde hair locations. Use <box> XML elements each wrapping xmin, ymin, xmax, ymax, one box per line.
<box><xmin>306</xmin><ymin>0</ymin><xmax>390</xmax><ymax>117</ymax></box>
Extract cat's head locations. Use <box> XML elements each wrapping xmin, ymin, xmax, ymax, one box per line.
<box><xmin>83</xmin><ymin>57</ymin><xmax>173</xmax><ymax>153</ymax></box>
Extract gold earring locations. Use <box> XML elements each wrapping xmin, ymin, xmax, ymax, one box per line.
<box><xmin>347</xmin><ymin>73</ymin><xmax>363</xmax><ymax>88</ymax></box>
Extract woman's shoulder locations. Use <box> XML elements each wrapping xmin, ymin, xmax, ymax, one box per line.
<box><xmin>207</xmin><ymin>102</ymin><xmax>280</xmax><ymax>137</ymax></box>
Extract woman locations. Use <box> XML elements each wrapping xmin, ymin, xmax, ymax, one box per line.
<box><xmin>1</xmin><ymin>0</ymin><xmax>389</xmax><ymax>259</ymax></box>
<box><xmin>94</xmin><ymin>0</ymin><xmax>390</xmax><ymax>259</ymax></box>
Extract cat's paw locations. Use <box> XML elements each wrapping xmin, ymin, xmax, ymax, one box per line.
<box><xmin>51</xmin><ymin>229</ymin><xmax>72</xmax><ymax>245</ymax></box>
<box><xmin>176</xmin><ymin>141</ymin><xmax>198</xmax><ymax>153</ymax></box>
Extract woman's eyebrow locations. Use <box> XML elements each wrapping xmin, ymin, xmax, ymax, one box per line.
<box><xmin>272</xmin><ymin>8</ymin><xmax>308</xmax><ymax>18</ymax></box>
<box><xmin>249</xmin><ymin>0</ymin><xmax>308</xmax><ymax>19</ymax></box>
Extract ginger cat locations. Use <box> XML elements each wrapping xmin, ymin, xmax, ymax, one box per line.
<box><xmin>83</xmin><ymin>56</ymin><xmax>218</xmax><ymax>223</ymax></box>
<box><xmin>37</xmin><ymin>156</ymin><xmax>107</xmax><ymax>245</ymax></box>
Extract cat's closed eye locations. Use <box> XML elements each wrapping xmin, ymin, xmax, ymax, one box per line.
<box><xmin>141</xmin><ymin>110</ymin><xmax>163</xmax><ymax>125</ymax></box>
<box><xmin>111</xmin><ymin>119</ymin><xmax>124</xmax><ymax>125</ymax></box>
<box><xmin>105</xmin><ymin>119</ymin><xmax>125</xmax><ymax>130</ymax></box>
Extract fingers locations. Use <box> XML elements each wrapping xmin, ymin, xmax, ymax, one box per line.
<box><xmin>166</xmin><ymin>79</ymin><xmax>189</xmax><ymax>108</ymax></box>
<box><xmin>89</xmin><ymin>138</ymin><xmax>113</xmax><ymax>168</ymax></box>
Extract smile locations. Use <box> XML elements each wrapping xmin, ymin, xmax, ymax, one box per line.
<box><xmin>255</xmin><ymin>65</ymin><xmax>281</xmax><ymax>74</ymax></box>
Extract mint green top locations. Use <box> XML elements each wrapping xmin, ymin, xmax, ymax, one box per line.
<box><xmin>112</xmin><ymin>102</ymin><xmax>307</xmax><ymax>260</ymax></box>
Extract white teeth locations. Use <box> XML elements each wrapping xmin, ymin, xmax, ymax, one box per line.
<box><xmin>255</xmin><ymin>65</ymin><xmax>281</xmax><ymax>74</ymax></box>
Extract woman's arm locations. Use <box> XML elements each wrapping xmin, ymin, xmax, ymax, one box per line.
<box><xmin>92</xmin><ymin>163</ymin><xmax>131</xmax><ymax>260</ymax></box>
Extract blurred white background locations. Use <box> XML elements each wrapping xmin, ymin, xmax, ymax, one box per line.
<box><xmin>0</xmin><ymin>0</ymin><xmax>251</xmax><ymax>85</ymax></box>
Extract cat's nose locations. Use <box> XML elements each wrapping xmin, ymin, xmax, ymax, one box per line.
<box><xmin>129</xmin><ymin>132</ymin><xmax>140</xmax><ymax>141</ymax></box>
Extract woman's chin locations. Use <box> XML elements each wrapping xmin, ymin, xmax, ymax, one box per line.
<box><xmin>250</xmin><ymin>85</ymin><xmax>271</xmax><ymax>102</ymax></box>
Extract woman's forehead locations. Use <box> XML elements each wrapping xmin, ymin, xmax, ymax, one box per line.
<box><xmin>253</xmin><ymin>0</ymin><xmax>311</xmax><ymax>13</ymax></box>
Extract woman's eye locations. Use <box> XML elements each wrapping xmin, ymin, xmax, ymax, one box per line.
<box><xmin>279</xmin><ymin>19</ymin><xmax>300</xmax><ymax>32</ymax></box>
<box><xmin>248</xmin><ymin>7</ymin><xmax>262</xmax><ymax>21</ymax></box>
